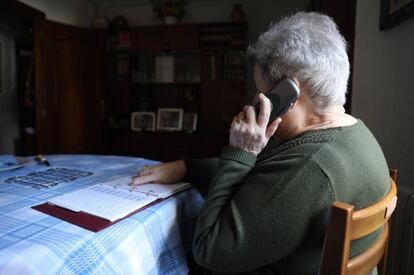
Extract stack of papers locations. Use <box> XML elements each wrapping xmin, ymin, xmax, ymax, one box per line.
<box><xmin>48</xmin><ymin>177</ymin><xmax>190</xmax><ymax>222</ymax></box>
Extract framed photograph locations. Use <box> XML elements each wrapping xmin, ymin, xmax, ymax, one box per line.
<box><xmin>157</xmin><ymin>108</ymin><xmax>183</xmax><ymax>131</ymax></box>
<box><xmin>380</xmin><ymin>0</ymin><xmax>414</xmax><ymax>30</ymax></box>
<box><xmin>131</xmin><ymin>112</ymin><xmax>156</xmax><ymax>131</ymax></box>
<box><xmin>182</xmin><ymin>113</ymin><xmax>197</xmax><ymax>133</ymax></box>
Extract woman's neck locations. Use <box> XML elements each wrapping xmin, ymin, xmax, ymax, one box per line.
<box><xmin>275</xmin><ymin>105</ymin><xmax>357</xmax><ymax>142</ymax></box>
<box><xmin>305</xmin><ymin>106</ymin><xmax>346</xmax><ymax>130</ymax></box>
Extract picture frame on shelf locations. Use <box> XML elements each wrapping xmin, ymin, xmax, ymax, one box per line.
<box><xmin>182</xmin><ymin>113</ymin><xmax>197</xmax><ymax>133</ymax></box>
<box><xmin>131</xmin><ymin>112</ymin><xmax>156</xmax><ymax>131</ymax></box>
<box><xmin>157</xmin><ymin>108</ymin><xmax>183</xmax><ymax>131</ymax></box>
<box><xmin>380</xmin><ymin>0</ymin><xmax>414</xmax><ymax>30</ymax></box>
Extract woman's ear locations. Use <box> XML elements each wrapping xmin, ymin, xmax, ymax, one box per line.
<box><xmin>292</xmin><ymin>77</ymin><xmax>306</xmax><ymax>100</ymax></box>
<box><xmin>291</xmin><ymin>78</ymin><xmax>305</xmax><ymax>109</ymax></box>
<box><xmin>292</xmin><ymin>77</ymin><xmax>300</xmax><ymax>87</ymax></box>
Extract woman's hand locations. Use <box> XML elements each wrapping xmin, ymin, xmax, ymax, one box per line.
<box><xmin>229</xmin><ymin>93</ymin><xmax>282</xmax><ymax>156</ymax></box>
<box><xmin>130</xmin><ymin>160</ymin><xmax>186</xmax><ymax>186</ymax></box>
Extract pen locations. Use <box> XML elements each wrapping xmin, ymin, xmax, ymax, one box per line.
<box><xmin>35</xmin><ymin>154</ymin><xmax>51</xmax><ymax>166</ymax></box>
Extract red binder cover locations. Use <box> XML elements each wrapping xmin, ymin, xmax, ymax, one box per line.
<box><xmin>32</xmin><ymin>200</ymin><xmax>160</xmax><ymax>232</ymax></box>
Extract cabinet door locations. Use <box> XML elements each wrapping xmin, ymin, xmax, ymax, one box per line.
<box><xmin>131</xmin><ymin>26</ymin><xmax>168</xmax><ymax>51</ymax></box>
<box><xmin>200</xmin><ymin>81</ymin><xmax>245</xmax><ymax>131</ymax></box>
<box><xmin>35</xmin><ymin>19</ymin><xmax>104</xmax><ymax>154</ymax></box>
<box><xmin>131</xmin><ymin>24</ymin><xmax>199</xmax><ymax>51</ymax></box>
<box><xmin>165</xmin><ymin>25</ymin><xmax>199</xmax><ymax>50</ymax></box>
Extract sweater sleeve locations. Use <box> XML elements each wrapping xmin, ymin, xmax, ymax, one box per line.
<box><xmin>183</xmin><ymin>158</ymin><xmax>219</xmax><ymax>194</ymax></box>
<box><xmin>192</xmin><ymin>147</ymin><xmax>334</xmax><ymax>273</ymax></box>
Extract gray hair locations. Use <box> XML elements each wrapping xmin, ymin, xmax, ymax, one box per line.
<box><xmin>248</xmin><ymin>12</ymin><xmax>350</xmax><ymax>108</ymax></box>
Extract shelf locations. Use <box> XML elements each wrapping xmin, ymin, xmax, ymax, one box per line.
<box><xmin>131</xmin><ymin>49</ymin><xmax>202</xmax><ymax>55</ymax></box>
<box><xmin>200</xmin><ymin>45</ymin><xmax>246</xmax><ymax>50</ymax></box>
<box><xmin>106</xmin><ymin>21</ymin><xmax>247</xmax><ymax>159</ymax></box>
<box><xmin>132</xmin><ymin>80</ymin><xmax>244</xmax><ymax>86</ymax></box>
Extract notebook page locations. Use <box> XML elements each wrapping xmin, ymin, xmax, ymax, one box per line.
<box><xmin>49</xmin><ymin>184</ymin><xmax>156</xmax><ymax>222</ymax></box>
<box><xmin>103</xmin><ymin>177</ymin><xmax>191</xmax><ymax>199</ymax></box>
<box><xmin>133</xmin><ymin>182</ymin><xmax>191</xmax><ymax>198</ymax></box>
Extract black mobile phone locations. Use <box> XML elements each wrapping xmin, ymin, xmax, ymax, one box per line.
<box><xmin>255</xmin><ymin>78</ymin><xmax>300</xmax><ymax>123</ymax></box>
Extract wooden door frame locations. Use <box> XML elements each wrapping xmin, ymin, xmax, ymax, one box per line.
<box><xmin>34</xmin><ymin>19</ymin><xmax>106</xmax><ymax>154</ymax></box>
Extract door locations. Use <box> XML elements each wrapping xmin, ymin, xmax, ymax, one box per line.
<box><xmin>35</xmin><ymin>19</ymin><xmax>104</xmax><ymax>154</ymax></box>
<box><xmin>308</xmin><ymin>0</ymin><xmax>357</xmax><ymax>113</ymax></box>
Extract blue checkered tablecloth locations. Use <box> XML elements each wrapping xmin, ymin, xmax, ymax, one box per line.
<box><xmin>0</xmin><ymin>155</ymin><xmax>204</xmax><ymax>275</ymax></box>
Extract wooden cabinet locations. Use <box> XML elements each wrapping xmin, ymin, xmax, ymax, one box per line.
<box><xmin>199</xmin><ymin>80</ymin><xmax>245</xmax><ymax>131</ymax></box>
<box><xmin>33</xmin><ymin>20</ymin><xmax>247</xmax><ymax>159</ymax></box>
<box><xmin>107</xmin><ymin>22</ymin><xmax>248</xmax><ymax>161</ymax></box>
<box><xmin>7</xmin><ymin>0</ymin><xmax>248</xmax><ymax>159</ymax></box>
<box><xmin>131</xmin><ymin>24</ymin><xmax>199</xmax><ymax>51</ymax></box>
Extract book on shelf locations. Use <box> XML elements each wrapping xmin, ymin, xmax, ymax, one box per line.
<box><xmin>155</xmin><ymin>55</ymin><xmax>174</xmax><ymax>83</ymax></box>
<box><xmin>32</xmin><ymin>177</ymin><xmax>191</xmax><ymax>232</ymax></box>
<box><xmin>202</xmin><ymin>51</ymin><xmax>245</xmax><ymax>81</ymax></box>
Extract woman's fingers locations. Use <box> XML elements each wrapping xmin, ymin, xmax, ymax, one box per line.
<box><xmin>139</xmin><ymin>166</ymin><xmax>150</xmax><ymax>176</ymax></box>
<box><xmin>130</xmin><ymin>160</ymin><xmax>187</xmax><ymax>187</ymax></box>
<box><xmin>231</xmin><ymin>116</ymin><xmax>240</xmax><ymax>127</ymax></box>
<box><xmin>228</xmin><ymin>94</ymin><xmax>278</xmax><ymax>155</ymax></box>
<box><xmin>130</xmin><ymin>165</ymin><xmax>158</xmax><ymax>186</ymax></box>
<box><xmin>130</xmin><ymin>174</ymin><xmax>158</xmax><ymax>186</ymax></box>
<box><xmin>266</xmin><ymin>117</ymin><xmax>282</xmax><ymax>138</ymax></box>
<box><xmin>257</xmin><ymin>93</ymin><xmax>271</xmax><ymax>127</ymax></box>
<box><xmin>245</xmin><ymin>106</ymin><xmax>255</xmax><ymax>124</ymax></box>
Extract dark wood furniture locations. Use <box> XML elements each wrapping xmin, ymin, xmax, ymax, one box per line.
<box><xmin>106</xmin><ymin>22</ymin><xmax>247</xmax><ymax>161</ymax></box>
<box><xmin>7</xmin><ymin>0</ymin><xmax>247</xmax><ymax>159</ymax></box>
<box><xmin>3</xmin><ymin>0</ymin><xmax>106</xmax><ymax>155</ymax></box>
<box><xmin>35</xmin><ymin>20</ymin><xmax>106</xmax><ymax>154</ymax></box>
<box><xmin>32</xmin><ymin>20</ymin><xmax>247</xmax><ymax>159</ymax></box>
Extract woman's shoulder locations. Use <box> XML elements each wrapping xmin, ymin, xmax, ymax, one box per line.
<box><xmin>258</xmin><ymin>126</ymin><xmax>342</xmax><ymax>163</ymax></box>
<box><xmin>257</xmin><ymin>119</ymin><xmax>385</xmax><ymax>174</ymax></box>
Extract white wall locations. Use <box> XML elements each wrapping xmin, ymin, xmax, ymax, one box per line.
<box><xmin>17</xmin><ymin>0</ymin><xmax>95</xmax><ymax>27</ymax></box>
<box><xmin>352</xmin><ymin>0</ymin><xmax>414</xmax><ymax>187</ymax></box>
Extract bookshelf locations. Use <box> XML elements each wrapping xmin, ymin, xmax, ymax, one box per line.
<box><xmin>106</xmin><ymin>22</ymin><xmax>247</xmax><ymax>161</ymax></box>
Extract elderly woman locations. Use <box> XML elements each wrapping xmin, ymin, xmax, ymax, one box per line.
<box><xmin>131</xmin><ymin>12</ymin><xmax>389</xmax><ymax>274</ymax></box>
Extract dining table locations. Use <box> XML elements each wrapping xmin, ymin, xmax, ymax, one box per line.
<box><xmin>0</xmin><ymin>154</ymin><xmax>204</xmax><ymax>275</ymax></box>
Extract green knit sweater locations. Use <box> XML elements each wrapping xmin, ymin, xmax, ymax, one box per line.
<box><xmin>185</xmin><ymin>120</ymin><xmax>389</xmax><ymax>275</ymax></box>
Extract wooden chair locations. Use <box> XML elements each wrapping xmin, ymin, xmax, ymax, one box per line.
<box><xmin>319</xmin><ymin>170</ymin><xmax>398</xmax><ymax>275</ymax></box>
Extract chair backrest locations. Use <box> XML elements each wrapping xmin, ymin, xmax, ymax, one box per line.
<box><xmin>319</xmin><ymin>170</ymin><xmax>398</xmax><ymax>275</ymax></box>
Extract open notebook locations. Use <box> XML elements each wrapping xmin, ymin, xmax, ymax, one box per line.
<box><xmin>45</xmin><ymin>177</ymin><xmax>190</xmax><ymax>222</ymax></box>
